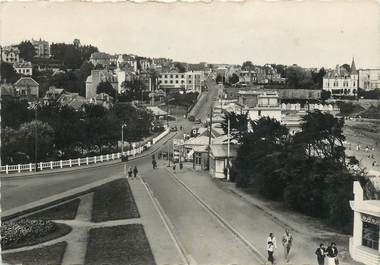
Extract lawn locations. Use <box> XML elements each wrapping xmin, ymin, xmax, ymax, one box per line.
<box><xmin>84</xmin><ymin>224</ymin><xmax>156</xmax><ymax>265</ymax></box>
<box><xmin>27</xmin><ymin>198</ymin><xmax>80</xmax><ymax>220</ymax></box>
<box><xmin>2</xmin><ymin>241</ymin><xmax>67</xmax><ymax>265</ymax></box>
<box><xmin>91</xmin><ymin>178</ymin><xmax>139</xmax><ymax>222</ymax></box>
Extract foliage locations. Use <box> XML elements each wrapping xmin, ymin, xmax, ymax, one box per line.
<box><xmin>336</xmin><ymin>101</ymin><xmax>365</xmax><ymax>116</ymax></box>
<box><xmin>358</xmin><ymin>88</ymin><xmax>380</xmax><ymax>99</ymax></box>
<box><xmin>321</xmin><ymin>90</ymin><xmax>331</xmax><ymax>101</ymax></box>
<box><xmin>215</xmin><ymin>74</ymin><xmax>224</xmax><ymax>84</ymax></box>
<box><xmin>174</xmin><ymin>62</ymin><xmax>186</xmax><ymax>73</ymax></box>
<box><xmin>270</xmin><ymin>64</ymin><xmax>286</xmax><ymax>78</ymax></box>
<box><xmin>232</xmin><ymin>112</ymin><xmax>361</xmax><ymax>231</ymax></box>
<box><xmin>50</xmin><ymin>42</ymin><xmax>98</xmax><ymax>69</ymax></box>
<box><xmin>97</xmin><ymin>81</ymin><xmax>116</xmax><ymax>98</ymax></box>
<box><xmin>1</xmin><ymin>99</ymin><xmax>33</xmax><ymax>129</ymax></box>
<box><xmin>285</xmin><ymin>66</ymin><xmax>325</xmax><ymax>90</ymax></box>
<box><xmin>242</xmin><ymin>61</ymin><xmax>254</xmax><ymax>70</ymax></box>
<box><xmin>221</xmin><ymin>111</ymin><xmax>249</xmax><ymax>142</ymax></box>
<box><xmin>171</xmin><ymin>91</ymin><xmax>199</xmax><ymax>107</ymax></box>
<box><xmin>1</xmin><ymin>62</ymin><xmax>20</xmax><ymax>83</ymax></box>
<box><xmin>18</xmin><ymin>41</ymin><xmax>36</xmax><ymax>61</ymax></box>
<box><xmin>228</xmin><ymin>73</ymin><xmax>239</xmax><ymax>84</ymax></box>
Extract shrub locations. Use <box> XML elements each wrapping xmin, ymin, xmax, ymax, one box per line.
<box><xmin>1</xmin><ymin>219</ymin><xmax>57</xmax><ymax>249</ymax></box>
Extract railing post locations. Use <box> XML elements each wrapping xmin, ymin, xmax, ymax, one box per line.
<box><xmin>29</xmin><ymin>163</ymin><xmax>32</xmax><ymax>172</ymax></box>
<box><xmin>86</xmin><ymin>157</ymin><xmax>89</xmax><ymax>165</ymax></box>
<box><xmin>94</xmin><ymin>156</ymin><xmax>97</xmax><ymax>163</ymax></box>
<box><xmin>112</xmin><ymin>153</ymin><xmax>114</xmax><ymax>160</ymax></box>
<box><xmin>78</xmin><ymin>158</ymin><xmax>81</xmax><ymax>166</ymax></box>
<box><xmin>69</xmin><ymin>159</ymin><xmax>72</xmax><ymax>167</ymax></box>
<box><xmin>18</xmin><ymin>164</ymin><xmax>21</xmax><ymax>173</ymax></box>
<box><xmin>100</xmin><ymin>155</ymin><xmax>103</xmax><ymax>162</ymax></box>
<box><xmin>39</xmin><ymin>162</ymin><xmax>43</xmax><ymax>171</ymax></box>
<box><xmin>60</xmin><ymin>160</ymin><xmax>63</xmax><ymax>168</ymax></box>
<box><xmin>117</xmin><ymin>153</ymin><xmax>120</xmax><ymax>159</ymax></box>
<box><xmin>50</xmin><ymin>161</ymin><xmax>53</xmax><ymax>169</ymax></box>
<box><xmin>106</xmin><ymin>154</ymin><xmax>109</xmax><ymax>161</ymax></box>
<box><xmin>6</xmin><ymin>165</ymin><xmax>8</xmax><ymax>174</ymax></box>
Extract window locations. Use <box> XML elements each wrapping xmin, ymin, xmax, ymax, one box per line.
<box><xmin>181</xmin><ymin>75</ymin><xmax>184</xmax><ymax>78</ymax></box>
<box><xmin>176</xmin><ymin>80</ymin><xmax>178</xmax><ymax>84</ymax></box>
<box><xmin>176</xmin><ymin>75</ymin><xmax>178</xmax><ymax>78</ymax></box>
<box><xmin>170</xmin><ymin>80</ymin><xmax>173</xmax><ymax>84</ymax></box>
<box><xmin>170</xmin><ymin>75</ymin><xmax>173</xmax><ymax>78</ymax></box>
<box><xmin>195</xmin><ymin>153</ymin><xmax>202</xmax><ymax>165</ymax></box>
<box><xmin>362</xmin><ymin>221</ymin><xmax>379</xmax><ymax>250</ymax></box>
<box><xmin>164</xmin><ymin>75</ymin><xmax>167</xmax><ymax>78</ymax></box>
<box><xmin>189</xmin><ymin>80</ymin><xmax>192</xmax><ymax>84</ymax></box>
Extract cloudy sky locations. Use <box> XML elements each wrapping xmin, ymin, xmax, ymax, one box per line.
<box><xmin>1</xmin><ymin>0</ymin><xmax>379</xmax><ymax>68</ymax></box>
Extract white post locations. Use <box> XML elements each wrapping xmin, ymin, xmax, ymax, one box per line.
<box><xmin>29</xmin><ymin>163</ymin><xmax>32</xmax><ymax>172</ymax></box>
<box><xmin>86</xmin><ymin>157</ymin><xmax>89</xmax><ymax>165</ymax></box>
<box><xmin>69</xmin><ymin>159</ymin><xmax>72</xmax><ymax>167</ymax></box>
<box><xmin>50</xmin><ymin>161</ymin><xmax>53</xmax><ymax>169</ymax></box>
<box><xmin>60</xmin><ymin>160</ymin><xmax>63</xmax><ymax>168</ymax></box>
<box><xmin>78</xmin><ymin>158</ymin><xmax>81</xmax><ymax>166</ymax></box>
<box><xmin>6</xmin><ymin>165</ymin><xmax>8</xmax><ymax>174</ymax></box>
<box><xmin>106</xmin><ymin>154</ymin><xmax>109</xmax><ymax>161</ymax></box>
<box><xmin>18</xmin><ymin>164</ymin><xmax>21</xmax><ymax>173</ymax></box>
<box><xmin>94</xmin><ymin>156</ymin><xmax>97</xmax><ymax>163</ymax></box>
<box><xmin>100</xmin><ymin>155</ymin><xmax>103</xmax><ymax>162</ymax></box>
<box><xmin>112</xmin><ymin>153</ymin><xmax>114</xmax><ymax>160</ymax></box>
<box><xmin>117</xmin><ymin>153</ymin><xmax>120</xmax><ymax>159</ymax></box>
<box><xmin>39</xmin><ymin>162</ymin><xmax>43</xmax><ymax>171</ymax></box>
<box><xmin>227</xmin><ymin>118</ymin><xmax>230</xmax><ymax>181</ymax></box>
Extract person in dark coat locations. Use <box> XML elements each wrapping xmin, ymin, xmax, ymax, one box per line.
<box><xmin>315</xmin><ymin>243</ymin><xmax>326</xmax><ymax>265</ymax></box>
<box><xmin>326</xmin><ymin>242</ymin><xmax>338</xmax><ymax>265</ymax></box>
<box><xmin>133</xmin><ymin>166</ymin><xmax>138</xmax><ymax>179</ymax></box>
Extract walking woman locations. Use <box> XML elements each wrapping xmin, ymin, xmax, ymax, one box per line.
<box><xmin>128</xmin><ymin>166</ymin><xmax>133</xmax><ymax>179</ymax></box>
<box><xmin>267</xmin><ymin>233</ymin><xmax>277</xmax><ymax>265</ymax></box>
<box><xmin>133</xmin><ymin>166</ymin><xmax>138</xmax><ymax>179</ymax></box>
<box><xmin>326</xmin><ymin>242</ymin><xmax>339</xmax><ymax>265</ymax></box>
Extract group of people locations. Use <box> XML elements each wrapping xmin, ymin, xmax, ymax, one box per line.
<box><xmin>126</xmin><ymin>165</ymin><xmax>139</xmax><ymax>179</ymax></box>
<box><xmin>266</xmin><ymin>230</ymin><xmax>339</xmax><ymax>265</ymax></box>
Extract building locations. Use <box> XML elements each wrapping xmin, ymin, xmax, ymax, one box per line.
<box><xmin>31</xmin><ymin>39</ymin><xmax>50</xmax><ymax>58</ymax></box>
<box><xmin>158</xmin><ymin>71</ymin><xmax>205</xmax><ymax>93</ymax></box>
<box><xmin>1</xmin><ymin>46</ymin><xmax>20</xmax><ymax>64</ymax></box>
<box><xmin>350</xmin><ymin>180</ymin><xmax>380</xmax><ymax>265</ymax></box>
<box><xmin>248</xmin><ymin>91</ymin><xmax>281</xmax><ymax>121</ymax></box>
<box><xmin>13</xmin><ymin>61</ymin><xmax>33</xmax><ymax>76</ymax></box>
<box><xmin>209</xmin><ymin>143</ymin><xmax>238</xmax><ymax>179</ymax></box>
<box><xmin>323</xmin><ymin>58</ymin><xmax>359</xmax><ymax>98</ymax></box>
<box><xmin>90</xmin><ymin>52</ymin><xmax>112</xmax><ymax>68</ymax></box>
<box><xmin>85</xmin><ymin>70</ymin><xmax>118</xmax><ymax>99</ymax></box>
<box><xmin>14</xmin><ymin>77</ymin><xmax>39</xmax><ymax>100</ymax></box>
<box><xmin>184</xmin><ymin>135</ymin><xmax>209</xmax><ymax>169</ymax></box>
<box><xmin>43</xmin><ymin>87</ymin><xmax>65</xmax><ymax>103</ymax></box>
<box><xmin>239</xmin><ymin>70</ymin><xmax>257</xmax><ymax>84</ymax></box>
<box><xmin>359</xmin><ymin>69</ymin><xmax>380</xmax><ymax>91</ymax></box>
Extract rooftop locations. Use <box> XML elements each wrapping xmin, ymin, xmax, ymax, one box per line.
<box><xmin>14</xmin><ymin>77</ymin><xmax>39</xmax><ymax>87</ymax></box>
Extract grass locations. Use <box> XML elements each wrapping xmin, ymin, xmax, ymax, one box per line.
<box><xmin>91</xmin><ymin>178</ymin><xmax>139</xmax><ymax>222</ymax></box>
<box><xmin>84</xmin><ymin>224</ymin><xmax>156</xmax><ymax>265</ymax></box>
<box><xmin>2</xmin><ymin>241</ymin><xmax>67</xmax><ymax>265</ymax></box>
<box><xmin>2</xmin><ymin>222</ymin><xmax>72</xmax><ymax>250</ymax></box>
<box><xmin>27</xmin><ymin>198</ymin><xmax>80</xmax><ymax>220</ymax></box>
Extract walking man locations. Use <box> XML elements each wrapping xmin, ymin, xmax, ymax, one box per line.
<box><xmin>133</xmin><ymin>166</ymin><xmax>138</xmax><ymax>179</ymax></box>
<box><xmin>315</xmin><ymin>243</ymin><xmax>326</xmax><ymax>265</ymax></box>
<box><xmin>326</xmin><ymin>242</ymin><xmax>338</xmax><ymax>265</ymax></box>
<box><xmin>267</xmin><ymin>233</ymin><xmax>277</xmax><ymax>265</ymax></box>
<box><xmin>282</xmin><ymin>229</ymin><xmax>293</xmax><ymax>263</ymax></box>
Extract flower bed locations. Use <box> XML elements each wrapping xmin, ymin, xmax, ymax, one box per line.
<box><xmin>1</xmin><ymin>219</ymin><xmax>71</xmax><ymax>250</ymax></box>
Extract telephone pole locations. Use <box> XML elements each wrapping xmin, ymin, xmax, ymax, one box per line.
<box><xmin>207</xmin><ymin>106</ymin><xmax>213</xmax><ymax>169</ymax></box>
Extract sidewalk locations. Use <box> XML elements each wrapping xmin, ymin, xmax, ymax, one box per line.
<box><xmin>170</xmin><ymin>166</ymin><xmax>363</xmax><ymax>265</ymax></box>
<box><xmin>128</xmin><ymin>177</ymin><xmax>185</xmax><ymax>265</ymax></box>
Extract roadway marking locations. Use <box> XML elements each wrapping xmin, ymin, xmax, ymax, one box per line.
<box><xmin>140</xmin><ymin>176</ymin><xmax>192</xmax><ymax>265</ymax></box>
<box><xmin>165</xmin><ymin>168</ymin><xmax>266</xmax><ymax>265</ymax></box>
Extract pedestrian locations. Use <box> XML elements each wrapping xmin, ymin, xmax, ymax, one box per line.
<box><xmin>152</xmin><ymin>159</ymin><xmax>157</xmax><ymax>169</ymax></box>
<box><xmin>282</xmin><ymin>229</ymin><xmax>293</xmax><ymax>263</ymax></box>
<box><xmin>315</xmin><ymin>243</ymin><xmax>326</xmax><ymax>265</ymax></box>
<box><xmin>267</xmin><ymin>233</ymin><xmax>277</xmax><ymax>265</ymax></box>
<box><xmin>173</xmin><ymin>163</ymin><xmax>176</xmax><ymax>171</ymax></box>
<box><xmin>326</xmin><ymin>242</ymin><xmax>338</xmax><ymax>265</ymax></box>
<box><xmin>128</xmin><ymin>166</ymin><xmax>133</xmax><ymax>179</ymax></box>
<box><xmin>133</xmin><ymin>166</ymin><xmax>138</xmax><ymax>179</ymax></box>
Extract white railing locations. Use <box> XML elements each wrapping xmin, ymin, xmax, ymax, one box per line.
<box><xmin>1</xmin><ymin>128</ymin><xmax>170</xmax><ymax>175</ymax></box>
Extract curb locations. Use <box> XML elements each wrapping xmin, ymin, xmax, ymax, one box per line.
<box><xmin>165</xmin><ymin>168</ymin><xmax>266</xmax><ymax>264</ymax></box>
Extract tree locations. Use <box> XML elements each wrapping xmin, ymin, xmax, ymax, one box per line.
<box><xmin>18</xmin><ymin>41</ymin><xmax>36</xmax><ymax>61</ymax></box>
<box><xmin>228</xmin><ymin>73</ymin><xmax>239</xmax><ymax>84</ymax></box>
<box><xmin>242</xmin><ymin>61</ymin><xmax>254</xmax><ymax>71</ymax></box>
<box><xmin>174</xmin><ymin>62</ymin><xmax>186</xmax><ymax>73</ymax></box>
<box><xmin>285</xmin><ymin>65</ymin><xmax>314</xmax><ymax>90</ymax></box>
<box><xmin>321</xmin><ymin>90</ymin><xmax>331</xmax><ymax>101</ymax></box>
<box><xmin>221</xmin><ymin>111</ymin><xmax>248</xmax><ymax>142</ymax></box>
<box><xmin>271</xmin><ymin>64</ymin><xmax>286</xmax><ymax>78</ymax></box>
<box><xmin>215</xmin><ymin>74</ymin><xmax>224</xmax><ymax>84</ymax></box>
<box><xmin>1</xmin><ymin>99</ymin><xmax>33</xmax><ymax>129</ymax></box>
<box><xmin>97</xmin><ymin>81</ymin><xmax>116</xmax><ymax>98</ymax></box>
<box><xmin>341</xmin><ymin>64</ymin><xmax>351</xmax><ymax>73</ymax></box>
<box><xmin>1</xmin><ymin>62</ymin><xmax>20</xmax><ymax>83</ymax></box>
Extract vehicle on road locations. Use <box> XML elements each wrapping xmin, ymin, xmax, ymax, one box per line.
<box><xmin>170</xmin><ymin>126</ymin><xmax>178</xmax><ymax>132</ymax></box>
<box><xmin>195</xmin><ymin>118</ymin><xmax>202</xmax><ymax>124</ymax></box>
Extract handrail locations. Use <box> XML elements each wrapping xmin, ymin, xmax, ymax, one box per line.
<box><xmin>1</xmin><ymin>128</ymin><xmax>170</xmax><ymax>175</ymax></box>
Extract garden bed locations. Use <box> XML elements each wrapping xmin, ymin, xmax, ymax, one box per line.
<box><xmin>2</xmin><ymin>241</ymin><xmax>67</xmax><ymax>265</ymax></box>
<box><xmin>27</xmin><ymin>199</ymin><xmax>80</xmax><ymax>220</ymax></box>
<box><xmin>1</xmin><ymin>219</ymin><xmax>71</xmax><ymax>250</ymax></box>
<box><xmin>84</xmin><ymin>224</ymin><xmax>155</xmax><ymax>265</ymax></box>
<box><xmin>91</xmin><ymin>178</ymin><xmax>139</xmax><ymax>222</ymax></box>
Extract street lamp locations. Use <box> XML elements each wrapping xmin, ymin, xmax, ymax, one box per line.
<box><xmin>121</xmin><ymin>123</ymin><xmax>127</xmax><ymax>155</ymax></box>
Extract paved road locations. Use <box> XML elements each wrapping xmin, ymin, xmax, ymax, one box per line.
<box><xmin>195</xmin><ymin>78</ymin><xmax>220</xmax><ymax>122</ymax></box>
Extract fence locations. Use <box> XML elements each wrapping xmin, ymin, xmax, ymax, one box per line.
<box><xmin>0</xmin><ymin>128</ymin><xmax>170</xmax><ymax>175</ymax></box>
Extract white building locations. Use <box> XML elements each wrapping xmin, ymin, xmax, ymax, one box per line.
<box><xmin>323</xmin><ymin>58</ymin><xmax>359</xmax><ymax>98</ymax></box>
<box><xmin>13</xmin><ymin>61</ymin><xmax>33</xmax><ymax>76</ymax></box>
<box><xmin>85</xmin><ymin>70</ymin><xmax>118</xmax><ymax>99</ymax></box>
<box><xmin>31</xmin><ymin>39</ymin><xmax>50</xmax><ymax>58</ymax></box>
<box><xmin>350</xmin><ymin>180</ymin><xmax>380</xmax><ymax>265</ymax></box>
<box><xmin>359</xmin><ymin>69</ymin><xmax>380</xmax><ymax>91</ymax></box>
<box><xmin>248</xmin><ymin>91</ymin><xmax>282</xmax><ymax>121</ymax></box>
<box><xmin>158</xmin><ymin>71</ymin><xmax>205</xmax><ymax>93</ymax></box>
<box><xmin>1</xmin><ymin>46</ymin><xmax>20</xmax><ymax>64</ymax></box>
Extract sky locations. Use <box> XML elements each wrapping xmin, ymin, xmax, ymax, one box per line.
<box><xmin>1</xmin><ymin>0</ymin><xmax>379</xmax><ymax>69</ymax></box>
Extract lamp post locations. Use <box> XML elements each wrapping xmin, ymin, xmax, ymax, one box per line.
<box><xmin>121</xmin><ymin>123</ymin><xmax>127</xmax><ymax>155</ymax></box>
